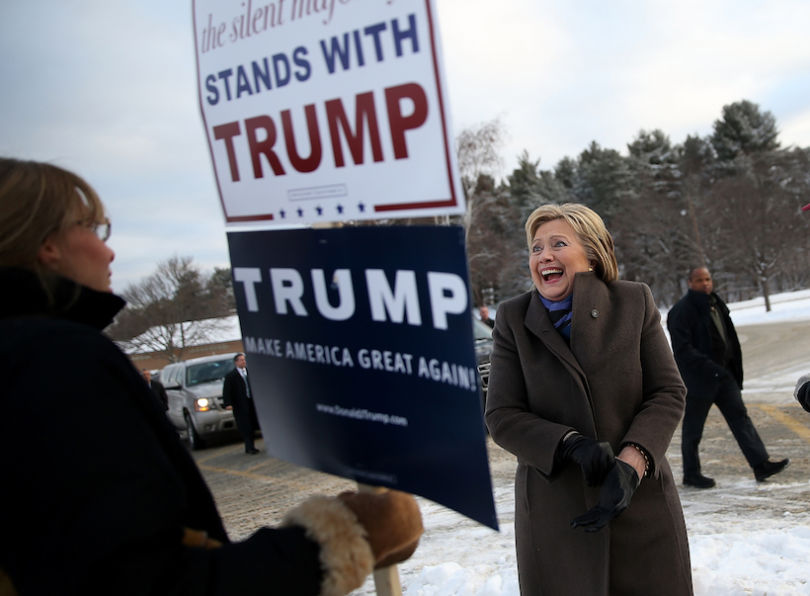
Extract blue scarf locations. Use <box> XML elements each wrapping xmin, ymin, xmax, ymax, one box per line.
<box><xmin>540</xmin><ymin>294</ymin><xmax>573</xmax><ymax>341</ymax></box>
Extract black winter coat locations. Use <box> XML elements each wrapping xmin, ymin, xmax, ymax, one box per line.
<box><xmin>149</xmin><ymin>378</ymin><xmax>170</xmax><ymax>410</ymax></box>
<box><xmin>666</xmin><ymin>289</ymin><xmax>743</xmax><ymax>394</ymax></box>
<box><xmin>0</xmin><ymin>268</ymin><xmax>322</xmax><ymax>595</ymax></box>
<box><xmin>222</xmin><ymin>367</ymin><xmax>255</xmax><ymax>434</ymax></box>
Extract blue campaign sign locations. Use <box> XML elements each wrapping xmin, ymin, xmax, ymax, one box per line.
<box><xmin>227</xmin><ymin>225</ymin><xmax>497</xmax><ymax>530</ymax></box>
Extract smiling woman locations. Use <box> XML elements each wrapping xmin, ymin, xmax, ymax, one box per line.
<box><xmin>528</xmin><ymin>218</ymin><xmax>591</xmax><ymax>302</ymax></box>
<box><xmin>485</xmin><ymin>202</ymin><xmax>693</xmax><ymax>595</ymax></box>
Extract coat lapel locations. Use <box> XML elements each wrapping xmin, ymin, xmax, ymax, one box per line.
<box><xmin>524</xmin><ymin>273</ymin><xmax>613</xmax><ymax>430</ymax></box>
<box><xmin>524</xmin><ymin>290</ymin><xmax>588</xmax><ymax>387</ymax></box>
<box><xmin>570</xmin><ymin>272</ymin><xmax>608</xmax><ymax>356</ymax></box>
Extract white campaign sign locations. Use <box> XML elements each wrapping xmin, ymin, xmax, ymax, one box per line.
<box><xmin>193</xmin><ymin>0</ymin><xmax>464</xmax><ymax>226</ymax></box>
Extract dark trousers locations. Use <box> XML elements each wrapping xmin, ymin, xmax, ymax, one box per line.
<box><xmin>681</xmin><ymin>373</ymin><xmax>769</xmax><ymax>476</ymax></box>
<box><xmin>236</xmin><ymin>399</ymin><xmax>260</xmax><ymax>451</ymax></box>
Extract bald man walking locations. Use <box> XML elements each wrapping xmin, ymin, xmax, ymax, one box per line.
<box><xmin>667</xmin><ymin>267</ymin><xmax>788</xmax><ymax>488</ymax></box>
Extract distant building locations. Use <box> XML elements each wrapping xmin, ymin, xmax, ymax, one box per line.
<box><xmin>116</xmin><ymin>315</ymin><xmax>244</xmax><ymax>372</ymax></box>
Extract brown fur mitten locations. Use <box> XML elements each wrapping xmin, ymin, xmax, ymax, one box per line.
<box><xmin>181</xmin><ymin>527</ymin><xmax>223</xmax><ymax>549</ymax></box>
<box><xmin>337</xmin><ymin>489</ymin><xmax>424</xmax><ymax>569</ymax></box>
<box><xmin>282</xmin><ymin>496</ymin><xmax>374</xmax><ymax>596</ymax></box>
<box><xmin>282</xmin><ymin>490</ymin><xmax>424</xmax><ymax>595</ymax></box>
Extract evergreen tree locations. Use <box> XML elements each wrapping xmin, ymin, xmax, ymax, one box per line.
<box><xmin>678</xmin><ymin>134</ymin><xmax>717</xmax><ymax>272</ymax></box>
<box><xmin>619</xmin><ymin>130</ymin><xmax>690</xmax><ymax>302</ymax></box>
<box><xmin>711</xmin><ymin>99</ymin><xmax>780</xmax><ymax>161</ymax></box>
<box><xmin>508</xmin><ymin>151</ymin><xmax>543</xmax><ymax>216</ymax></box>
<box><xmin>466</xmin><ymin>174</ymin><xmax>526</xmax><ymax>304</ymax></box>
<box><xmin>572</xmin><ymin>141</ymin><xmax>635</xmax><ymax>227</ymax></box>
<box><xmin>707</xmin><ymin>149</ymin><xmax>810</xmax><ymax>310</ymax></box>
<box><xmin>463</xmin><ymin>102</ymin><xmax>809</xmax><ymax>309</ymax></box>
<box><xmin>507</xmin><ymin>151</ymin><xmax>571</xmax><ymax>220</ymax></box>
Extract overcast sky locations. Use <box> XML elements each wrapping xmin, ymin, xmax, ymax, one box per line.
<box><xmin>2</xmin><ymin>1</ymin><xmax>809</xmax><ymax>293</ymax></box>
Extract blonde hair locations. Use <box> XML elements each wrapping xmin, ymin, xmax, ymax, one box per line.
<box><xmin>524</xmin><ymin>203</ymin><xmax>619</xmax><ymax>282</ymax></box>
<box><xmin>0</xmin><ymin>158</ymin><xmax>105</xmax><ymax>272</ymax></box>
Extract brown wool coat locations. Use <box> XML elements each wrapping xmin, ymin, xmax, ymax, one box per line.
<box><xmin>485</xmin><ymin>273</ymin><xmax>693</xmax><ymax>595</ymax></box>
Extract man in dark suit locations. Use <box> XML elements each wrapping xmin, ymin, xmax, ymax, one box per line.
<box><xmin>479</xmin><ymin>305</ymin><xmax>495</xmax><ymax>329</ymax></box>
<box><xmin>142</xmin><ymin>369</ymin><xmax>168</xmax><ymax>411</ymax></box>
<box><xmin>667</xmin><ymin>266</ymin><xmax>788</xmax><ymax>488</ymax></box>
<box><xmin>222</xmin><ymin>353</ymin><xmax>260</xmax><ymax>454</ymax></box>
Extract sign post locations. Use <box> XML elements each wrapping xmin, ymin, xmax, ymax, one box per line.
<box><xmin>359</xmin><ymin>483</ymin><xmax>403</xmax><ymax>596</ymax></box>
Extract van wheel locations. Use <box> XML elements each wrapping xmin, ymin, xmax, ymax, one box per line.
<box><xmin>184</xmin><ymin>412</ymin><xmax>205</xmax><ymax>450</ymax></box>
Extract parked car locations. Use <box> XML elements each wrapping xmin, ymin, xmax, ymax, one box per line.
<box><xmin>161</xmin><ymin>354</ymin><xmax>239</xmax><ymax>449</ymax></box>
<box><xmin>472</xmin><ymin>317</ymin><xmax>493</xmax><ymax>411</ymax></box>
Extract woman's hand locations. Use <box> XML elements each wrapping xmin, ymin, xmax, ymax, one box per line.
<box><xmin>617</xmin><ymin>445</ymin><xmax>647</xmax><ymax>480</ymax></box>
<box><xmin>560</xmin><ymin>433</ymin><xmax>615</xmax><ymax>486</ymax></box>
<box><xmin>570</xmin><ymin>460</ymin><xmax>639</xmax><ymax>532</ymax></box>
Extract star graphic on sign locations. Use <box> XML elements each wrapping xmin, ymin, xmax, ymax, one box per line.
<box><xmin>358</xmin><ymin>202</ymin><xmax>366</xmax><ymax>212</ymax></box>
<box><xmin>279</xmin><ymin>209</ymin><xmax>286</xmax><ymax>219</ymax></box>
<box><xmin>336</xmin><ymin>204</ymin><xmax>344</xmax><ymax>214</ymax></box>
<box><xmin>316</xmin><ymin>206</ymin><xmax>323</xmax><ymax>215</ymax></box>
<box><xmin>297</xmin><ymin>208</ymin><xmax>304</xmax><ymax>217</ymax></box>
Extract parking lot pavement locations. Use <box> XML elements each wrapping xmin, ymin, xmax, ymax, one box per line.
<box><xmin>672</xmin><ymin>400</ymin><xmax>810</xmax><ymax>519</ymax></box>
<box><xmin>191</xmin><ymin>440</ymin><xmax>358</xmax><ymax>540</ymax></box>
<box><xmin>194</xmin><ymin>396</ymin><xmax>810</xmax><ymax>542</ymax></box>
<box><xmin>677</xmin><ymin>402</ymin><xmax>809</xmax><ymax>486</ymax></box>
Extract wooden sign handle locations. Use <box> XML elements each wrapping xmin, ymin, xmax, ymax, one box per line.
<box><xmin>357</xmin><ymin>483</ymin><xmax>404</xmax><ymax>596</ymax></box>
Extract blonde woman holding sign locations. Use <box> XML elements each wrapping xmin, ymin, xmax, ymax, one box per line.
<box><xmin>0</xmin><ymin>157</ymin><xmax>423</xmax><ymax>595</ymax></box>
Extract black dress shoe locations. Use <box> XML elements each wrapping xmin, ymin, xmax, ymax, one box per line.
<box><xmin>683</xmin><ymin>473</ymin><xmax>716</xmax><ymax>489</ymax></box>
<box><xmin>754</xmin><ymin>458</ymin><xmax>789</xmax><ymax>482</ymax></box>
<box><xmin>245</xmin><ymin>448</ymin><xmax>259</xmax><ymax>454</ymax></box>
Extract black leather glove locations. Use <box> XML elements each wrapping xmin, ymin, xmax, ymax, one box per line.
<box><xmin>798</xmin><ymin>382</ymin><xmax>810</xmax><ymax>413</ymax></box>
<box><xmin>560</xmin><ymin>433</ymin><xmax>615</xmax><ymax>486</ymax></box>
<box><xmin>570</xmin><ymin>459</ymin><xmax>639</xmax><ymax>532</ymax></box>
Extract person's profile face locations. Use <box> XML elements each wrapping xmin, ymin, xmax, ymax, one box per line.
<box><xmin>235</xmin><ymin>355</ymin><xmax>247</xmax><ymax>368</ymax></box>
<box><xmin>688</xmin><ymin>268</ymin><xmax>714</xmax><ymax>294</ymax></box>
<box><xmin>37</xmin><ymin>208</ymin><xmax>115</xmax><ymax>293</ymax></box>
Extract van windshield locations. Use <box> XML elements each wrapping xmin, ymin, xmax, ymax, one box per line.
<box><xmin>186</xmin><ymin>358</ymin><xmax>234</xmax><ymax>387</ymax></box>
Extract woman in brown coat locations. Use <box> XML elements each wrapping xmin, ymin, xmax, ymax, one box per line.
<box><xmin>485</xmin><ymin>203</ymin><xmax>693</xmax><ymax>595</ymax></box>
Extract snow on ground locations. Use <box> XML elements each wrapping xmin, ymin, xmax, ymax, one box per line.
<box><xmin>728</xmin><ymin>290</ymin><xmax>810</xmax><ymax>327</ymax></box>
<box><xmin>368</xmin><ymin>473</ymin><xmax>810</xmax><ymax>595</ymax></box>
<box><xmin>355</xmin><ymin>289</ymin><xmax>810</xmax><ymax>596</ymax></box>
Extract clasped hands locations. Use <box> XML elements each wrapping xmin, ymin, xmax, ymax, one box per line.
<box><xmin>561</xmin><ymin>434</ymin><xmax>641</xmax><ymax>532</ymax></box>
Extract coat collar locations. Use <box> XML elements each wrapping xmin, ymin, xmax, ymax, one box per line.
<box><xmin>685</xmin><ymin>288</ymin><xmax>727</xmax><ymax>315</ymax></box>
<box><xmin>524</xmin><ymin>271</ymin><xmax>605</xmax><ymax>377</ymax></box>
<box><xmin>0</xmin><ymin>266</ymin><xmax>125</xmax><ymax>330</ymax></box>
<box><xmin>686</xmin><ymin>288</ymin><xmax>710</xmax><ymax>304</ymax></box>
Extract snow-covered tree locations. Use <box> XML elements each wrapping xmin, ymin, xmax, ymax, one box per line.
<box><xmin>711</xmin><ymin>99</ymin><xmax>780</xmax><ymax>161</ymax></box>
<box><xmin>110</xmin><ymin>256</ymin><xmax>233</xmax><ymax>361</ymax></box>
<box><xmin>571</xmin><ymin>141</ymin><xmax>636</xmax><ymax>226</ymax></box>
<box><xmin>705</xmin><ymin>150</ymin><xmax>809</xmax><ymax>310</ymax></box>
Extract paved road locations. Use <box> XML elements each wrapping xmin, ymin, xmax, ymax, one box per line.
<box><xmin>735</xmin><ymin>319</ymin><xmax>810</xmax><ymax>402</ymax></box>
<box><xmin>193</xmin><ymin>317</ymin><xmax>810</xmax><ymax>544</ymax></box>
